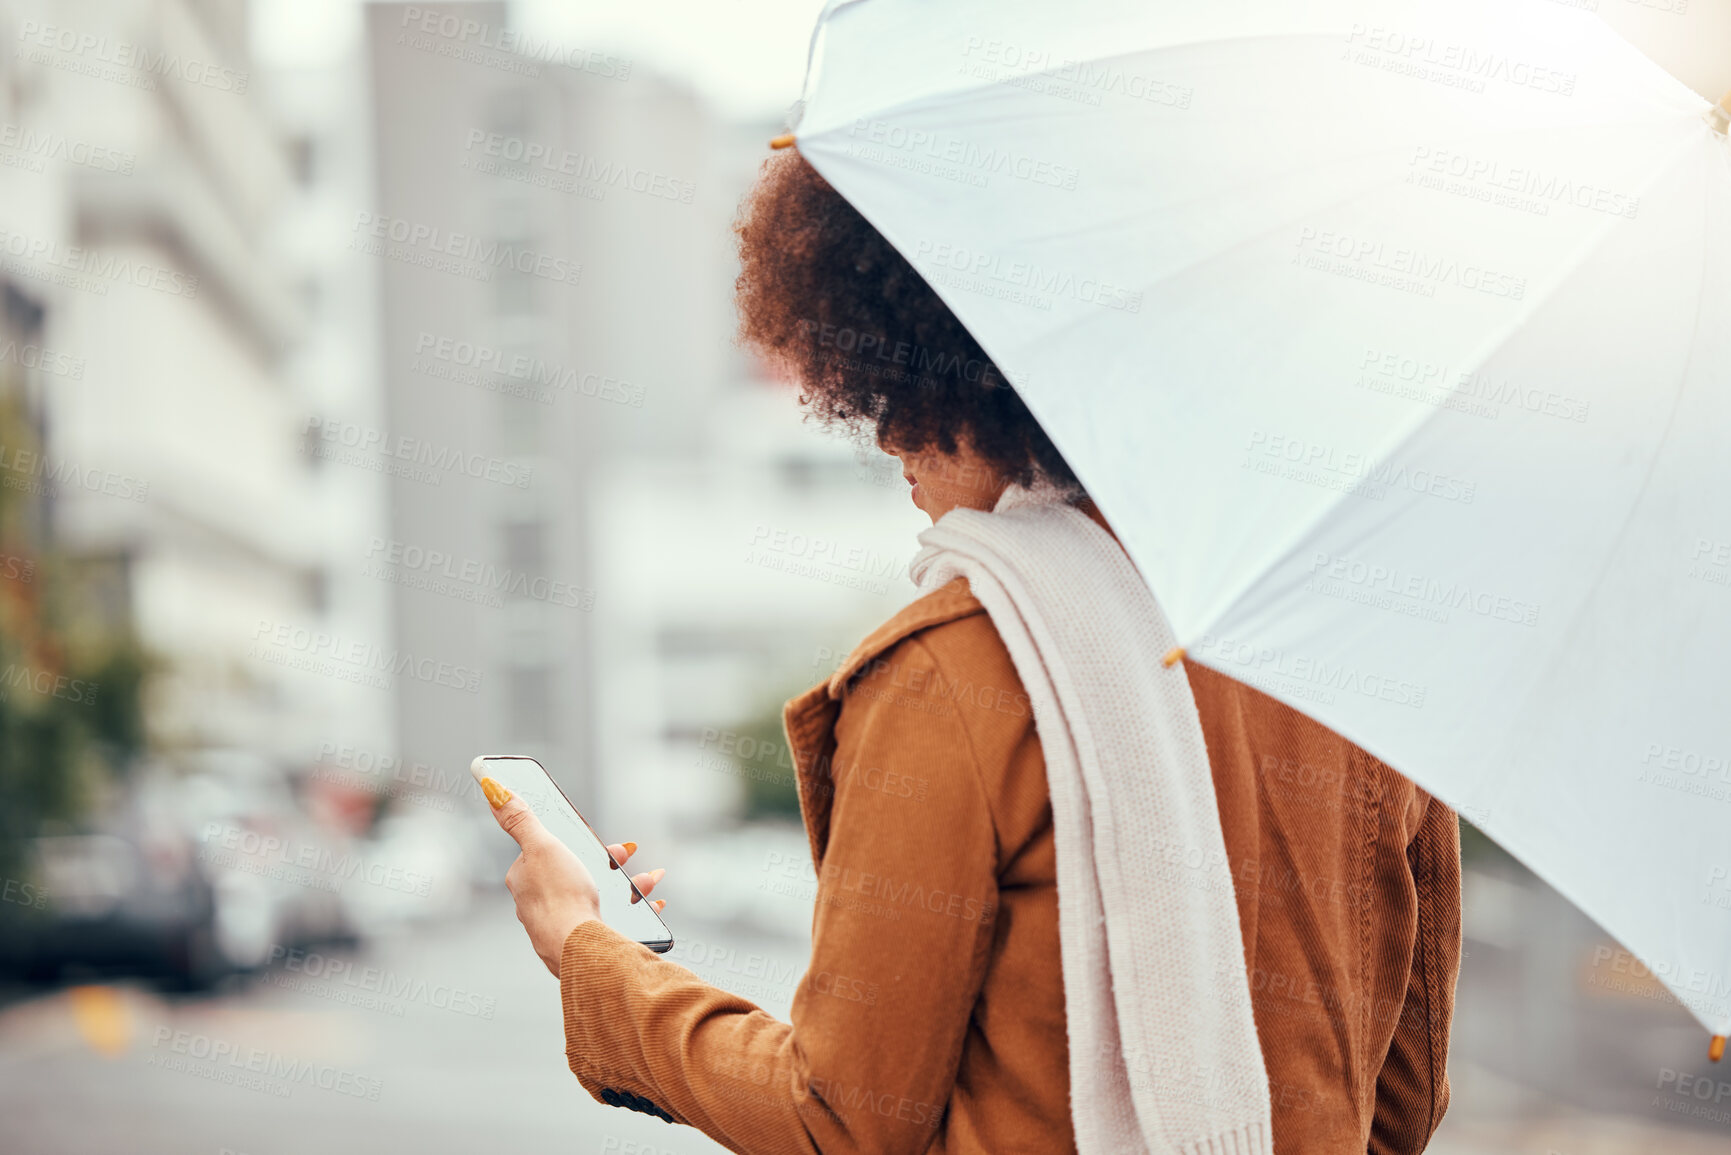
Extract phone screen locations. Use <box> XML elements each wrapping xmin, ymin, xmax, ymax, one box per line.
<box><xmin>472</xmin><ymin>755</ymin><xmax>673</xmax><ymax>952</ymax></box>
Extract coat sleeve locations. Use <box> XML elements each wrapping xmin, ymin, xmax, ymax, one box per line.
<box><xmin>558</xmin><ymin>635</ymin><xmax>1002</xmax><ymax>1155</ymax></box>
<box><xmin>1368</xmin><ymin>794</ymin><xmax>1463</xmax><ymax>1155</ymax></box>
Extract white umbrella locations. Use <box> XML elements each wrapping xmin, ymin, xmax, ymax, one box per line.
<box><xmin>780</xmin><ymin>0</ymin><xmax>1731</xmax><ymax>1042</ymax></box>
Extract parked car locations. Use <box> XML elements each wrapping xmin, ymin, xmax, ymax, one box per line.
<box><xmin>2</xmin><ymin>753</ymin><xmax>361</xmax><ymax>990</ymax></box>
<box><xmin>4</xmin><ymin>775</ymin><xmax>228</xmax><ymax>989</ymax></box>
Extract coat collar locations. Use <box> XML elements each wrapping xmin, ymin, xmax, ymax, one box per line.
<box><xmin>823</xmin><ymin>575</ymin><xmax>983</xmax><ymax>699</ymax></box>
<box><xmin>819</xmin><ymin>498</ymin><xmax>1113</xmax><ymax>699</ymax></box>
<box><xmin>780</xmin><ymin>575</ymin><xmax>983</xmax><ymax>869</ymax></box>
<box><xmin>778</xmin><ymin>497</ymin><xmax>1112</xmax><ymax>869</ymax></box>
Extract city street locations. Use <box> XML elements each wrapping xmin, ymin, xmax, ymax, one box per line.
<box><xmin>0</xmin><ymin>892</ymin><xmax>805</xmax><ymax>1155</ymax></box>
<box><xmin>2</xmin><ymin>859</ymin><xmax>1730</xmax><ymax>1154</ymax></box>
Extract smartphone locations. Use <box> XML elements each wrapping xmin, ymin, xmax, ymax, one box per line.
<box><xmin>471</xmin><ymin>754</ymin><xmax>674</xmax><ymax>953</ymax></box>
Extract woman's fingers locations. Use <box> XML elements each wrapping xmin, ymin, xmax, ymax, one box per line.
<box><xmin>628</xmin><ymin>867</ymin><xmax>667</xmax><ymax>903</ymax></box>
<box><xmin>608</xmin><ymin>840</ymin><xmax>667</xmax><ymax>911</ymax></box>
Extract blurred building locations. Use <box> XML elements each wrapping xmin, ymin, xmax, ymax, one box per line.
<box><xmin>0</xmin><ymin>0</ymin><xmax>390</xmax><ymax>776</ymax></box>
<box><xmin>253</xmin><ymin>3</ymin><xmax>399</xmax><ymax>777</ymax></box>
<box><xmin>364</xmin><ymin>3</ymin><xmax>924</xmax><ymax>855</ymax></box>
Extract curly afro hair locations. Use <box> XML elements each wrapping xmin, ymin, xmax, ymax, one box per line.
<box><xmin>733</xmin><ymin>150</ymin><xmax>1084</xmax><ymax>495</ymax></box>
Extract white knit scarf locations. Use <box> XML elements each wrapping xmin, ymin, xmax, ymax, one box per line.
<box><xmin>909</xmin><ymin>482</ymin><xmax>1273</xmax><ymax>1155</ymax></box>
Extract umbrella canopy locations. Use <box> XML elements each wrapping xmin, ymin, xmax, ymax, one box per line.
<box><xmin>787</xmin><ymin>0</ymin><xmax>1731</xmax><ymax>1035</ymax></box>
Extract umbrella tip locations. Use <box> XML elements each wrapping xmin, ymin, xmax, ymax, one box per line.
<box><xmin>1161</xmin><ymin>646</ymin><xmax>1186</xmax><ymax>668</ymax></box>
<box><xmin>1713</xmin><ymin>1035</ymin><xmax>1726</xmax><ymax>1062</ymax></box>
<box><xmin>1709</xmin><ymin>90</ymin><xmax>1731</xmax><ymax>136</ymax></box>
<box><xmin>769</xmin><ymin>133</ymin><xmax>796</xmax><ymax>150</ymax></box>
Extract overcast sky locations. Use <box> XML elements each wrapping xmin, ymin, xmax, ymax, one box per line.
<box><xmin>251</xmin><ymin>0</ymin><xmax>830</xmax><ymax>122</ymax></box>
<box><xmin>253</xmin><ymin>0</ymin><xmax>1723</xmax><ymax>118</ymax></box>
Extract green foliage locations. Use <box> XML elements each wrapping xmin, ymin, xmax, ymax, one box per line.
<box><xmin>731</xmin><ymin>704</ymin><xmax>803</xmax><ymax>822</ymax></box>
<box><xmin>1458</xmin><ymin>811</ymin><xmax>1519</xmax><ymax>872</ymax></box>
<box><xmin>0</xmin><ymin>390</ymin><xmax>149</xmax><ymax>879</ymax></box>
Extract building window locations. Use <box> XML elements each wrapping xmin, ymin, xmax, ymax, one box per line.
<box><xmin>499</xmin><ymin>389</ymin><xmax>539</xmax><ymax>456</ymax></box>
<box><xmin>288</xmin><ymin>134</ymin><xmax>316</xmax><ymax>187</ymax></box>
<box><xmin>502</xmin><ymin>520</ymin><xmax>546</xmax><ymax>586</ymax></box>
<box><xmin>507</xmin><ymin>665</ymin><xmax>553</xmax><ymax>743</ymax></box>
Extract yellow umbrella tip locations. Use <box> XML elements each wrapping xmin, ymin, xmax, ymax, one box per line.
<box><xmin>1161</xmin><ymin>646</ymin><xmax>1186</xmax><ymax>668</ymax></box>
<box><xmin>1712</xmin><ymin>1035</ymin><xmax>1726</xmax><ymax>1062</ymax></box>
<box><xmin>769</xmin><ymin>133</ymin><xmax>797</xmax><ymax>150</ymax></box>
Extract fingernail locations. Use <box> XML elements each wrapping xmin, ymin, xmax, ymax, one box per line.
<box><xmin>649</xmin><ymin>868</ymin><xmax>666</xmax><ymax>883</ymax></box>
<box><xmin>624</xmin><ymin>841</ymin><xmax>638</xmax><ymax>857</ymax></box>
<box><xmin>653</xmin><ymin>900</ymin><xmax>666</xmax><ymax>912</ymax></box>
<box><xmin>480</xmin><ymin>777</ymin><xmax>511</xmax><ymax>809</ymax></box>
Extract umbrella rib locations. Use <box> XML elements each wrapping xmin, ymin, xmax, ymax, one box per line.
<box><xmin>1476</xmin><ymin>140</ymin><xmax>1716</xmax><ymax>792</ymax></box>
<box><xmin>1179</xmin><ymin>127</ymin><xmax>1713</xmax><ymax>654</ymax></box>
<box><xmin>1018</xmin><ymin>110</ymin><xmax>1690</xmax><ymax>258</ymax></box>
<box><xmin>803</xmin><ymin>30</ymin><xmax>1348</xmax><ymax>139</ymax></box>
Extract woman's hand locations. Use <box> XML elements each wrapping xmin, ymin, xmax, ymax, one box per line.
<box><xmin>604</xmin><ymin>839</ymin><xmax>668</xmax><ymax>915</ymax></box>
<box><xmin>482</xmin><ymin>777</ymin><xmax>667</xmax><ymax>976</ymax></box>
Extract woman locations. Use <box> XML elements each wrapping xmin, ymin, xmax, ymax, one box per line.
<box><xmin>483</xmin><ymin>151</ymin><xmax>1464</xmax><ymax>1155</ymax></box>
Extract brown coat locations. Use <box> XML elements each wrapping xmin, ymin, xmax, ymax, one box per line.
<box><xmin>559</xmin><ymin>556</ymin><xmax>1462</xmax><ymax>1153</ymax></box>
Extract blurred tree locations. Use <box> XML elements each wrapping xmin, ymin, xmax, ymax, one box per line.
<box><xmin>729</xmin><ymin>700</ymin><xmax>803</xmax><ymax>822</ymax></box>
<box><xmin>0</xmin><ymin>388</ymin><xmax>150</xmax><ymax>881</ymax></box>
<box><xmin>1459</xmin><ymin>812</ymin><xmax>1521</xmax><ymax>873</ymax></box>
